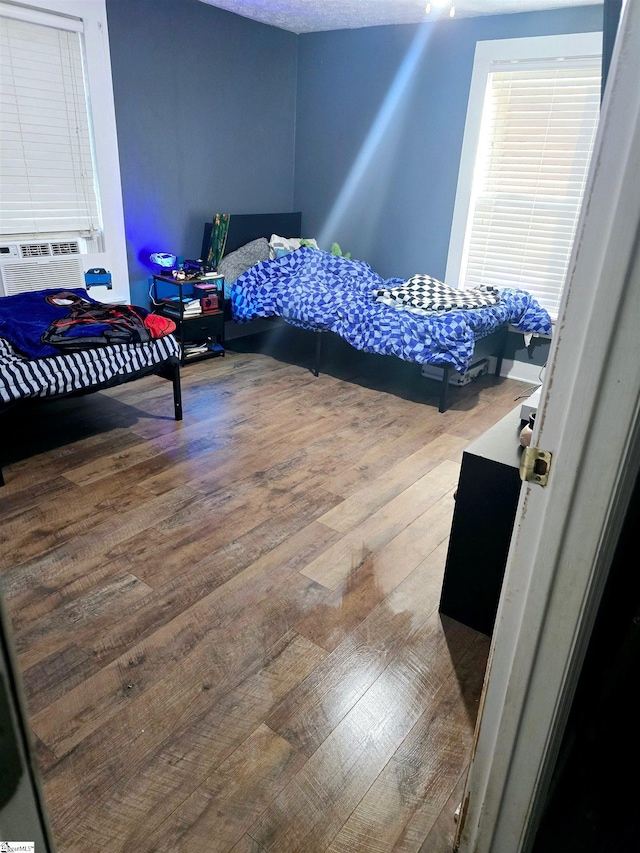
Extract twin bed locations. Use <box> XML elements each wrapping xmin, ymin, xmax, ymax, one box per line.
<box><xmin>0</xmin><ymin>210</ymin><xmax>551</xmax><ymax>485</ymax></box>
<box><xmin>0</xmin><ymin>290</ymin><xmax>182</xmax><ymax>486</ymax></box>
<box><xmin>212</xmin><ymin>212</ymin><xmax>551</xmax><ymax>412</ymax></box>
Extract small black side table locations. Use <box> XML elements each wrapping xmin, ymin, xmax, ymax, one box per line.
<box><xmin>152</xmin><ymin>274</ymin><xmax>225</xmax><ymax>365</ymax></box>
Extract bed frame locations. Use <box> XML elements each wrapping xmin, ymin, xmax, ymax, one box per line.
<box><xmin>203</xmin><ymin>212</ymin><xmax>508</xmax><ymax>413</ymax></box>
<box><xmin>0</xmin><ymin>354</ymin><xmax>182</xmax><ymax>487</ymax></box>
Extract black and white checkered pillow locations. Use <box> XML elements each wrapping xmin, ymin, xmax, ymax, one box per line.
<box><xmin>374</xmin><ymin>275</ymin><xmax>501</xmax><ymax>312</ymax></box>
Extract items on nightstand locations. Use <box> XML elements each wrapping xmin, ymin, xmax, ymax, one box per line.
<box><xmin>152</xmin><ymin>273</ymin><xmax>225</xmax><ymax>365</ymax></box>
<box><xmin>149</xmin><ymin>252</ymin><xmax>177</xmax><ymax>273</ymax></box>
<box><xmin>193</xmin><ymin>276</ymin><xmax>223</xmax><ymax>313</ymax></box>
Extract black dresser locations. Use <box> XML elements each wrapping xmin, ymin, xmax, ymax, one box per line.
<box><xmin>439</xmin><ymin>407</ymin><xmax>524</xmax><ymax>636</ymax></box>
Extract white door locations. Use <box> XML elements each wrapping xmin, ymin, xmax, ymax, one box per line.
<box><xmin>456</xmin><ymin>1</ymin><xmax>640</xmax><ymax>850</ymax></box>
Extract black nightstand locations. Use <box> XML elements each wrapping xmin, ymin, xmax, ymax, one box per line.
<box><xmin>152</xmin><ymin>274</ymin><xmax>225</xmax><ymax>365</ymax></box>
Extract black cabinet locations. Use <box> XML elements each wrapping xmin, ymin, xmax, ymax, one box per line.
<box><xmin>439</xmin><ymin>407</ymin><xmax>524</xmax><ymax>636</ymax></box>
<box><xmin>152</xmin><ymin>274</ymin><xmax>225</xmax><ymax>365</ymax></box>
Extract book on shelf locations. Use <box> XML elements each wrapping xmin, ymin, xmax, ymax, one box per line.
<box><xmin>161</xmin><ymin>305</ymin><xmax>202</xmax><ymax>319</ymax></box>
<box><xmin>159</xmin><ymin>295</ymin><xmax>200</xmax><ymax>305</ymax></box>
<box><xmin>183</xmin><ymin>342</ymin><xmax>209</xmax><ymax>357</ymax></box>
<box><xmin>193</xmin><ymin>278</ymin><xmax>222</xmax><ymax>292</ymax></box>
<box><xmin>159</xmin><ymin>296</ymin><xmax>202</xmax><ymax>317</ymax></box>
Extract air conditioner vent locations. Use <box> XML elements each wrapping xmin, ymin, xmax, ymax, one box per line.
<box><xmin>51</xmin><ymin>241</ymin><xmax>81</xmax><ymax>256</ymax></box>
<box><xmin>20</xmin><ymin>243</ymin><xmax>51</xmax><ymax>258</ymax></box>
<box><xmin>0</xmin><ymin>257</ymin><xmax>84</xmax><ymax>296</ymax></box>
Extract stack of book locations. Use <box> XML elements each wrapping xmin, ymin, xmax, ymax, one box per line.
<box><xmin>160</xmin><ymin>296</ymin><xmax>202</xmax><ymax>318</ymax></box>
<box><xmin>182</xmin><ymin>299</ymin><xmax>202</xmax><ymax>317</ymax></box>
<box><xmin>183</xmin><ymin>341</ymin><xmax>210</xmax><ymax>358</ymax></box>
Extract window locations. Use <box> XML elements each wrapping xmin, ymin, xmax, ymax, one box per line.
<box><xmin>446</xmin><ymin>33</ymin><xmax>602</xmax><ymax>320</ymax></box>
<box><xmin>0</xmin><ymin>0</ymin><xmax>129</xmax><ymax>302</ymax></box>
<box><xmin>0</xmin><ymin>11</ymin><xmax>101</xmax><ymax>239</ymax></box>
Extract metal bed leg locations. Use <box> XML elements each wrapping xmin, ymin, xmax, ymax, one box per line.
<box><xmin>439</xmin><ymin>366</ymin><xmax>450</xmax><ymax>413</ymax></box>
<box><xmin>494</xmin><ymin>325</ymin><xmax>508</xmax><ymax>376</ymax></box>
<box><xmin>172</xmin><ymin>363</ymin><xmax>183</xmax><ymax>421</ymax></box>
<box><xmin>314</xmin><ymin>332</ymin><xmax>321</xmax><ymax>377</ymax></box>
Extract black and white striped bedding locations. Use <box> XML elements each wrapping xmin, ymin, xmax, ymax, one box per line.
<box><xmin>0</xmin><ymin>334</ymin><xmax>181</xmax><ymax>405</ymax></box>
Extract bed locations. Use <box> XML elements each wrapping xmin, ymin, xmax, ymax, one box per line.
<box><xmin>0</xmin><ymin>287</ymin><xmax>182</xmax><ymax>486</ymax></box>
<box><xmin>206</xmin><ymin>212</ymin><xmax>552</xmax><ymax>413</ymax></box>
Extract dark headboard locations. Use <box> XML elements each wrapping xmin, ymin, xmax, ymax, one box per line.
<box><xmin>201</xmin><ymin>212</ymin><xmax>302</xmax><ymax>261</ymax></box>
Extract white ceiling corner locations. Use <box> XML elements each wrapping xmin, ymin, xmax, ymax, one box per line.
<box><xmin>197</xmin><ymin>0</ymin><xmax>603</xmax><ymax>35</ymax></box>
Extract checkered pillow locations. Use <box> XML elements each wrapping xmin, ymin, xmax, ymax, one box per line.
<box><xmin>374</xmin><ymin>275</ymin><xmax>501</xmax><ymax>312</ymax></box>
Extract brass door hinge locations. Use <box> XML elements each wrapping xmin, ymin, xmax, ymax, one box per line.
<box><xmin>520</xmin><ymin>446</ymin><xmax>552</xmax><ymax>486</ymax></box>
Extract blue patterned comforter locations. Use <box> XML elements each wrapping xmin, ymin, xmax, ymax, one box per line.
<box><xmin>231</xmin><ymin>248</ymin><xmax>552</xmax><ymax>373</ymax></box>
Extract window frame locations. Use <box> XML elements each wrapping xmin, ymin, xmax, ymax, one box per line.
<box><xmin>445</xmin><ymin>31</ymin><xmax>603</xmax><ymax>323</ymax></box>
<box><xmin>0</xmin><ymin>0</ymin><xmax>129</xmax><ymax>302</ymax></box>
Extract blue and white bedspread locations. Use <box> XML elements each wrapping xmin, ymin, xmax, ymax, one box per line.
<box><xmin>231</xmin><ymin>248</ymin><xmax>552</xmax><ymax>373</ymax></box>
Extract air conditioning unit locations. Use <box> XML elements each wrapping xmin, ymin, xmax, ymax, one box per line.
<box><xmin>0</xmin><ymin>238</ymin><xmax>89</xmax><ymax>296</ymax></box>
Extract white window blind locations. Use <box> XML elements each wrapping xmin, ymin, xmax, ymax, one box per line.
<box><xmin>459</xmin><ymin>59</ymin><xmax>601</xmax><ymax>318</ymax></box>
<box><xmin>0</xmin><ymin>11</ymin><xmax>101</xmax><ymax>239</ymax></box>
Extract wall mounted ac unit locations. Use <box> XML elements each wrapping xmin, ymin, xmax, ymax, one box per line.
<box><xmin>0</xmin><ymin>239</ymin><xmax>88</xmax><ymax>296</ymax></box>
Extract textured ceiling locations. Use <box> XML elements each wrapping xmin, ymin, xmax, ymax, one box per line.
<box><xmin>198</xmin><ymin>0</ymin><xmax>602</xmax><ymax>34</ymax></box>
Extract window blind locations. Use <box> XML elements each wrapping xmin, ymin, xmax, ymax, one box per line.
<box><xmin>460</xmin><ymin>60</ymin><xmax>601</xmax><ymax>318</ymax></box>
<box><xmin>0</xmin><ymin>12</ymin><xmax>101</xmax><ymax>239</ymax></box>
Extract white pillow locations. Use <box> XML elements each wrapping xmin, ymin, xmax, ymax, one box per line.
<box><xmin>269</xmin><ymin>234</ymin><xmax>318</xmax><ymax>260</ymax></box>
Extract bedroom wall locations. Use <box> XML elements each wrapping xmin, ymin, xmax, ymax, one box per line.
<box><xmin>293</xmin><ymin>5</ymin><xmax>603</xmax><ymax>380</ymax></box>
<box><xmin>105</xmin><ymin>1</ymin><xmax>602</xmax><ymax>380</ymax></box>
<box><xmin>105</xmin><ymin>0</ymin><xmax>298</xmax><ymax>305</ymax></box>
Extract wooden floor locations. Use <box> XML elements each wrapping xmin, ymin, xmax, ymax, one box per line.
<box><xmin>0</xmin><ymin>330</ymin><xmax>529</xmax><ymax>853</ymax></box>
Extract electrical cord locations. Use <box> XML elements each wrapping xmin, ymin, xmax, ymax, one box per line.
<box><xmin>513</xmin><ymin>362</ymin><xmax>546</xmax><ymax>401</ymax></box>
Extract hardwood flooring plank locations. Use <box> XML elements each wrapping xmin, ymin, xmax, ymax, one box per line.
<box><xmin>300</xmin><ymin>459</ymin><xmax>460</xmax><ymax>589</ymax></box>
<box><xmin>29</xmin><ymin>566</ymin><xmax>326</xmax><ymax>758</ymax></box>
<box><xmin>28</xmin><ymin>511</ymin><xmax>336</xmax><ymax>756</ymax></box>
<box><xmin>325</xmin><ymin>628</ymin><xmax>490</xmax><ymax>853</ymax></box>
<box><xmin>51</xmin><ymin>632</ymin><xmax>326</xmax><ymax>850</ymax></box>
<box><xmin>445</xmin><ymin>378</ymin><xmax>528</xmax><ymax>440</ymax></box>
<box><xmin>62</xmin><ymin>423</ymin><xmax>230</xmax><ymax>487</ymax></box>
<box><xmin>248</xmin><ymin>612</ymin><xmax>477</xmax><ymax>853</ymax></box>
<box><xmin>229</xmin><ymin>835</ymin><xmax>269</xmax><ymax>853</ymax></box>
<box><xmin>314</xmin><ymin>379</ymin><xmax>525</xmax><ymax>503</ymax></box>
<box><xmin>6</xmin><ymin>554</ymin><xmax>136</xmax><ymax>636</ymax></box>
<box><xmin>135</xmin><ymin>724</ymin><xmax>307</xmax><ymax>853</ymax></box>
<box><xmin>1</xmin><ymin>478</ymin><xmax>158</xmax><ymax>565</ymax></box>
<box><xmin>267</xmin><ymin>541</ymin><xmax>451</xmax><ymax>757</ymax></box>
<box><xmin>319</xmin><ymin>412</ymin><xmax>456</xmax><ymax>500</ymax></box>
<box><xmin>317</xmin><ymin>433</ymin><xmax>467</xmax><ymax>534</ymax></box>
<box><xmin>182</xmin><ymin>403</ymin><xmax>404</xmax><ymax>499</ymax></box>
<box><xmin>2</xmin><ymin>486</ymin><xmax>199</xmax><ymax>619</ymax></box>
<box><xmin>415</xmin><ymin>772</ymin><xmax>468</xmax><ymax>853</ymax></box>
<box><xmin>15</xmin><ymin>571</ymin><xmax>154</xmax><ymax>677</ymax></box>
<box><xmin>0</xmin><ymin>474</ymin><xmax>77</xmax><ymax>520</ymax></box>
<box><xmin>294</xmin><ymin>514</ymin><xmax>453</xmax><ymax>653</ymax></box>
<box><xmin>111</xmin><ymin>487</ymin><xmax>341</xmax><ymax>591</ymax></box>
<box><xmin>4</xmin><ymin>417</ymin><xmax>146</xmax><ymax>489</ymax></box>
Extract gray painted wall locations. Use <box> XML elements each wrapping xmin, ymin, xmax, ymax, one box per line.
<box><xmin>106</xmin><ymin>0</ymin><xmax>298</xmax><ymax>305</ymax></box>
<box><xmin>106</xmin><ymin>1</ymin><xmax>601</xmax><ymax>376</ymax></box>
<box><xmin>294</xmin><ymin>6</ymin><xmax>602</xmax><ymax>377</ymax></box>
<box><xmin>294</xmin><ymin>6</ymin><xmax>602</xmax><ymax>279</ymax></box>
